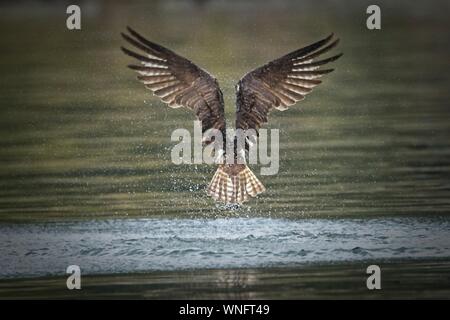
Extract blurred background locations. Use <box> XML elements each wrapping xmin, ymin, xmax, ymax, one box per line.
<box><xmin>0</xmin><ymin>0</ymin><xmax>449</xmax><ymax>220</ymax></box>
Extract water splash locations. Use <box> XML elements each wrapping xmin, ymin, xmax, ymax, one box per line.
<box><xmin>0</xmin><ymin>216</ymin><xmax>449</xmax><ymax>278</ymax></box>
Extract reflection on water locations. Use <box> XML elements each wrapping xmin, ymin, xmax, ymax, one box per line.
<box><xmin>0</xmin><ymin>0</ymin><xmax>449</xmax><ymax>220</ymax></box>
<box><xmin>159</xmin><ymin>269</ymin><xmax>259</xmax><ymax>299</ymax></box>
<box><xmin>2</xmin><ymin>260</ymin><xmax>450</xmax><ymax>299</ymax></box>
<box><xmin>0</xmin><ymin>217</ymin><xmax>449</xmax><ymax>278</ymax></box>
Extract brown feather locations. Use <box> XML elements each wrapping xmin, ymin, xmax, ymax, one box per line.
<box><xmin>235</xmin><ymin>33</ymin><xmax>342</xmax><ymax>137</ymax></box>
<box><xmin>207</xmin><ymin>165</ymin><xmax>265</xmax><ymax>204</ymax></box>
<box><xmin>121</xmin><ymin>27</ymin><xmax>226</xmax><ymax>146</ymax></box>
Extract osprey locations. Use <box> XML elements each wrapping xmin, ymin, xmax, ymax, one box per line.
<box><xmin>121</xmin><ymin>27</ymin><xmax>342</xmax><ymax>204</ymax></box>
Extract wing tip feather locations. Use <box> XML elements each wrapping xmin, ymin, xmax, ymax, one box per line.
<box><xmin>120</xmin><ymin>46</ymin><xmax>130</xmax><ymax>55</ymax></box>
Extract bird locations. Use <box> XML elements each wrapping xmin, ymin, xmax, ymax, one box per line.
<box><xmin>121</xmin><ymin>26</ymin><xmax>342</xmax><ymax>205</ymax></box>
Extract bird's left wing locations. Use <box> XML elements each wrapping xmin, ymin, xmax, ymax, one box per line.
<box><xmin>235</xmin><ymin>34</ymin><xmax>342</xmax><ymax>134</ymax></box>
<box><xmin>121</xmin><ymin>27</ymin><xmax>226</xmax><ymax>139</ymax></box>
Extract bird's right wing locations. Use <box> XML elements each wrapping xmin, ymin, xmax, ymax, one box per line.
<box><xmin>121</xmin><ymin>27</ymin><xmax>226</xmax><ymax>139</ymax></box>
<box><xmin>235</xmin><ymin>34</ymin><xmax>342</xmax><ymax>134</ymax></box>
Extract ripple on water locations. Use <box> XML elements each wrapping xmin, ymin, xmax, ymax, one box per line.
<box><xmin>0</xmin><ymin>217</ymin><xmax>449</xmax><ymax>278</ymax></box>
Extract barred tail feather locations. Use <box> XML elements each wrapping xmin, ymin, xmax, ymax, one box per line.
<box><xmin>207</xmin><ymin>164</ymin><xmax>265</xmax><ymax>204</ymax></box>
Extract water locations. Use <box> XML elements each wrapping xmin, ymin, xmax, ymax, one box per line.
<box><xmin>0</xmin><ymin>0</ymin><xmax>449</xmax><ymax>220</ymax></box>
<box><xmin>1</xmin><ymin>216</ymin><xmax>449</xmax><ymax>278</ymax></box>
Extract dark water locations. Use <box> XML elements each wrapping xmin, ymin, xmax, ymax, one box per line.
<box><xmin>2</xmin><ymin>260</ymin><xmax>450</xmax><ymax>299</ymax></box>
<box><xmin>1</xmin><ymin>216</ymin><xmax>449</xmax><ymax>278</ymax></box>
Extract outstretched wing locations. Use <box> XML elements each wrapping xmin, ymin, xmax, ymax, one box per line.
<box><xmin>121</xmin><ymin>27</ymin><xmax>226</xmax><ymax>140</ymax></box>
<box><xmin>235</xmin><ymin>34</ymin><xmax>342</xmax><ymax>133</ymax></box>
